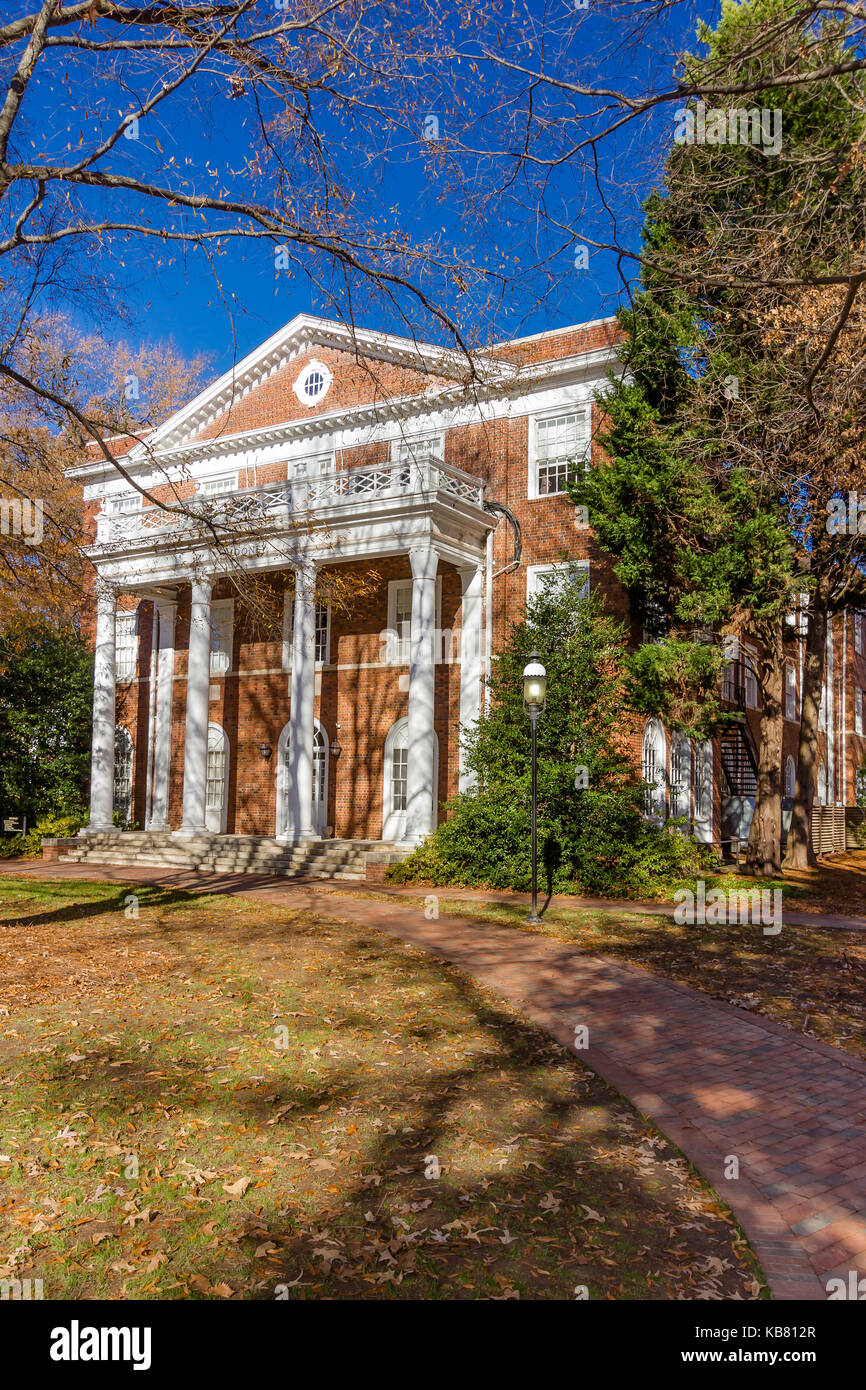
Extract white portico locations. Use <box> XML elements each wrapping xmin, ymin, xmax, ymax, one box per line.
<box><xmin>83</xmin><ymin>449</ymin><xmax>495</xmax><ymax>846</ymax></box>
<box><xmin>73</xmin><ymin>311</ymin><xmax>618</xmax><ymax>858</ymax></box>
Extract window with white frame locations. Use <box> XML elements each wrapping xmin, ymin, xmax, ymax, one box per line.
<box><xmin>198</xmin><ymin>473</ymin><xmax>238</xmax><ymax>498</ymax></box>
<box><xmin>856</xmin><ymin>612</ymin><xmax>866</xmax><ymax>656</ymax></box>
<box><xmin>115</xmin><ymin>612</ymin><xmax>138</xmax><ymax>681</ymax></box>
<box><xmin>210</xmin><ymin>599</ymin><xmax>234</xmax><ymax>676</ymax></box>
<box><xmin>816</xmin><ymin>761</ymin><xmax>828</xmax><ymax>806</ymax></box>
<box><xmin>293</xmin><ymin>360</ymin><xmax>332</xmax><ymax>406</ymax></box>
<box><xmin>385</xmin><ymin>578</ymin><xmax>442</xmax><ymax>665</ymax></box>
<box><xmin>641</xmin><ymin>718</ymin><xmax>666</xmax><ymax>820</ymax></box>
<box><xmin>104</xmin><ymin>491</ymin><xmax>142</xmax><ymax>515</ymax></box>
<box><xmin>784</xmin><ymin>662</ymin><xmax>797</xmax><ymax>721</ymax></box>
<box><xmin>113</xmin><ymin>726</ymin><xmax>134</xmax><ymax>822</ymax></box>
<box><xmin>531</xmin><ymin>410</ymin><xmax>589</xmax><ymax>498</ymax></box>
<box><xmin>391</xmin><ymin>744</ymin><xmax>408</xmax><ymax>812</ymax></box>
<box><xmin>391</xmin><ymin>433</ymin><xmax>442</xmax><ymax>465</ymax></box>
<box><xmin>669</xmin><ymin>734</ymin><xmax>692</xmax><ymax>820</ymax></box>
<box><xmin>743</xmin><ymin>645</ymin><xmax>759</xmax><ymax>709</ymax></box>
<box><xmin>206</xmin><ymin>725</ymin><xmax>227</xmax><ymax>811</ymax></box>
<box><xmin>784</xmin><ymin>755</ymin><xmax>796</xmax><ymax>799</ymax></box>
<box><xmin>526</xmin><ymin>562</ymin><xmax>590</xmax><ymax>605</ymax></box>
<box><xmin>281</xmin><ymin>594</ymin><xmax>331</xmax><ymax>668</ymax></box>
<box><xmin>856</xmin><ymin>688</ymin><xmax>864</xmax><ymax>736</ymax></box>
<box><xmin>392</xmin><ymin>582</ymin><xmax>413</xmax><ymax>664</ymax></box>
<box><xmin>693</xmin><ymin>740</ymin><xmax>713</xmax><ymax>823</ymax></box>
<box><xmin>315</xmin><ymin>603</ymin><xmax>330</xmax><ymax>664</ymax></box>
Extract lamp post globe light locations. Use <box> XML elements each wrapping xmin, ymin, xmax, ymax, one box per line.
<box><xmin>522</xmin><ymin>650</ymin><xmax>547</xmax><ymax>924</ymax></box>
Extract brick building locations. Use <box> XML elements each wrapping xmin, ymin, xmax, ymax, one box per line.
<box><xmin>69</xmin><ymin>313</ymin><xmax>866</xmax><ymax>867</ymax></box>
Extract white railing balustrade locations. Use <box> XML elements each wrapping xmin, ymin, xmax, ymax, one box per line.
<box><xmin>93</xmin><ymin>456</ymin><xmax>484</xmax><ymax>547</ymax></box>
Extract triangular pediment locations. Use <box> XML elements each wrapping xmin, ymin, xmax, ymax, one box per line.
<box><xmin>135</xmin><ymin>315</ymin><xmax>511</xmax><ymax>458</ymax></box>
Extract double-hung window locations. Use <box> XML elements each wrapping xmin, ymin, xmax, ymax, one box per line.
<box><xmin>531</xmin><ymin>410</ymin><xmax>589</xmax><ymax>497</ymax></box>
<box><xmin>282</xmin><ymin>595</ymin><xmax>331</xmax><ymax>669</ymax></box>
<box><xmin>210</xmin><ymin>599</ymin><xmax>234</xmax><ymax>676</ymax></box>
<box><xmin>116</xmin><ymin>612</ymin><xmax>138</xmax><ymax>681</ymax></box>
<box><xmin>198</xmin><ymin>473</ymin><xmax>238</xmax><ymax>498</ymax></box>
<box><xmin>784</xmin><ymin>663</ymin><xmax>797</xmax><ymax>721</ymax></box>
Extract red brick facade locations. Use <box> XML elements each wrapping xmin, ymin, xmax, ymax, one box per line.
<box><xmin>82</xmin><ymin>314</ymin><xmax>866</xmax><ymax>845</ymax></box>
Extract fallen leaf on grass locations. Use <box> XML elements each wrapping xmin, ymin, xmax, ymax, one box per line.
<box><xmin>122</xmin><ymin>1207</ymin><xmax>154</xmax><ymax>1228</ymax></box>
<box><xmin>222</xmin><ymin>1177</ymin><xmax>251</xmax><ymax>1199</ymax></box>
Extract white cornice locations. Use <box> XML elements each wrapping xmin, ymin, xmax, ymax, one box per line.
<box><xmin>69</xmin><ymin>330</ymin><xmax>623</xmax><ymax>484</ymax></box>
<box><xmin>139</xmin><ymin>315</ymin><xmax>509</xmax><ymax>454</ymax></box>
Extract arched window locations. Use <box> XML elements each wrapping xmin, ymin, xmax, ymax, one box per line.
<box><xmin>275</xmin><ymin>718</ymin><xmax>329</xmax><ymax>838</ymax></box>
<box><xmin>816</xmin><ymin>761</ymin><xmax>827</xmax><ymax>807</ymax></box>
<box><xmin>641</xmin><ymin>718</ymin><xmax>666</xmax><ymax>821</ymax></box>
<box><xmin>669</xmin><ymin>733</ymin><xmax>692</xmax><ymax>820</ymax></box>
<box><xmin>693</xmin><ymin>739</ymin><xmax>713</xmax><ymax>837</ymax></box>
<box><xmin>383</xmin><ymin>718</ymin><xmax>439</xmax><ymax>841</ymax></box>
<box><xmin>784</xmin><ymin>663</ymin><xmax>797</xmax><ymax>721</ymax></box>
<box><xmin>312</xmin><ymin>725</ymin><xmax>327</xmax><ymax>830</ymax></box>
<box><xmin>113</xmin><ymin>727</ymin><xmax>134</xmax><ymax>824</ymax></box>
<box><xmin>784</xmin><ymin>756</ymin><xmax>796</xmax><ymax>800</ymax></box>
<box><xmin>205</xmin><ymin>723</ymin><xmax>228</xmax><ymax>833</ymax></box>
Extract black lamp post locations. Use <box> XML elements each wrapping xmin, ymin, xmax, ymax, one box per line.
<box><xmin>522</xmin><ymin>649</ymin><xmax>547</xmax><ymax>924</ymax></box>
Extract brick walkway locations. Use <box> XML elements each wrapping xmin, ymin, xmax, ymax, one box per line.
<box><xmin>5</xmin><ymin>859</ymin><xmax>866</xmax><ymax>1299</ymax></box>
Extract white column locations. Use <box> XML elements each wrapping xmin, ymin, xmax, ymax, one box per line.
<box><xmin>148</xmin><ymin>599</ymin><xmax>176</xmax><ymax>831</ymax></box>
<box><xmin>286</xmin><ymin>560</ymin><xmax>317</xmax><ymax>841</ymax></box>
<box><xmin>84</xmin><ymin>578</ymin><xmax>117</xmax><ymax>832</ymax></box>
<box><xmin>403</xmin><ymin>544</ymin><xmax>438</xmax><ymax>843</ymax></box>
<box><xmin>458</xmin><ymin>563</ymin><xmax>484</xmax><ymax>793</ymax></box>
<box><xmin>177</xmin><ymin>576</ymin><xmax>213</xmax><ymax>836</ymax></box>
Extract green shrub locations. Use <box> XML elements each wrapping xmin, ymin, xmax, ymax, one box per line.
<box><xmin>0</xmin><ymin>810</ymin><xmax>85</xmax><ymax>859</ymax></box>
<box><xmin>389</xmin><ymin>573</ymin><xmax>720</xmax><ymax>899</ymax></box>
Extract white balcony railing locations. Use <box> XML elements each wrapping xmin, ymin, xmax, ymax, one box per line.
<box><xmin>94</xmin><ymin>456</ymin><xmax>485</xmax><ymax>548</ymax></box>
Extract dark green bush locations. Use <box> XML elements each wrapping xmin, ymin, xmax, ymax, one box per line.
<box><xmin>389</xmin><ymin>572</ymin><xmax>718</xmax><ymax>898</ymax></box>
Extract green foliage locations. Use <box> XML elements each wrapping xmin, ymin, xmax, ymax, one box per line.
<box><xmin>390</xmin><ymin>573</ymin><xmax>718</xmax><ymax>896</ymax></box>
<box><xmin>0</xmin><ymin>623</ymin><xmax>93</xmax><ymax>825</ymax></box>
<box><xmin>0</xmin><ymin>810</ymin><xmax>84</xmax><ymax>859</ymax></box>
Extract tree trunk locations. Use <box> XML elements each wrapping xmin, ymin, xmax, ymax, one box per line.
<box><xmin>782</xmin><ymin>577</ymin><xmax>830</xmax><ymax>871</ymax></box>
<box><xmin>745</xmin><ymin>625</ymin><xmax>784</xmax><ymax>876</ymax></box>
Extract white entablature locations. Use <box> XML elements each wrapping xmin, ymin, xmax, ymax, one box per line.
<box><xmin>68</xmin><ymin>315</ymin><xmax>621</xmax><ymax>497</ymax></box>
<box><xmin>86</xmin><ymin>453</ymin><xmax>495</xmax><ymax>591</ymax></box>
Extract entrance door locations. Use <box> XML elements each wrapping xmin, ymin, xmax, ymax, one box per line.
<box><xmin>312</xmin><ymin>725</ymin><xmax>328</xmax><ymax>834</ymax></box>
<box><xmin>205</xmin><ymin>723</ymin><xmax>228</xmax><ymax>833</ymax></box>
<box><xmin>382</xmin><ymin>718</ymin><xmax>438</xmax><ymax>841</ymax></box>
<box><xmin>276</xmin><ymin>719</ymin><xmax>329</xmax><ymax>837</ymax></box>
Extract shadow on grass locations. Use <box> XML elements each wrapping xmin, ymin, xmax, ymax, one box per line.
<box><xmin>1</xmin><ymin>897</ymin><xmax>767</xmax><ymax>1301</ymax></box>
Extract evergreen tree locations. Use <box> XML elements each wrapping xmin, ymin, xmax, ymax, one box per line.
<box><xmin>392</xmin><ymin>571</ymin><xmax>711</xmax><ymax>895</ymax></box>
<box><xmin>0</xmin><ymin>623</ymin><xmax>93</xmax><ymax>825</ymax></box>
<box><xmin>574</xmin><ymin>0</ymin><xmax>866</xmax><ymax>872</ymax></box>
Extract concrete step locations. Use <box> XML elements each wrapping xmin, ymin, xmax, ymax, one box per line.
<box><xmin>57</xmin><ymin>831</ymin><xmax>391</xmax><ymax>881</ymax></box>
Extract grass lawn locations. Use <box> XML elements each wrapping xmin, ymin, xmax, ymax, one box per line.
<box><xmin>0</xmin><ymin>876</ymin><xmax>764</xmax><ymax>1301</ymax></box>
<box><xmin>413</xmin><ymin>897</ymin><xmax>866</xmax><ymax>1062</ymax></box>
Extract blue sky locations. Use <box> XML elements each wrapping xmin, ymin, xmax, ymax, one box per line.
<box><xmin>9</xmin><ymin>0</ymin><xmax>717</xmax><ymax>380</ymax></box>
